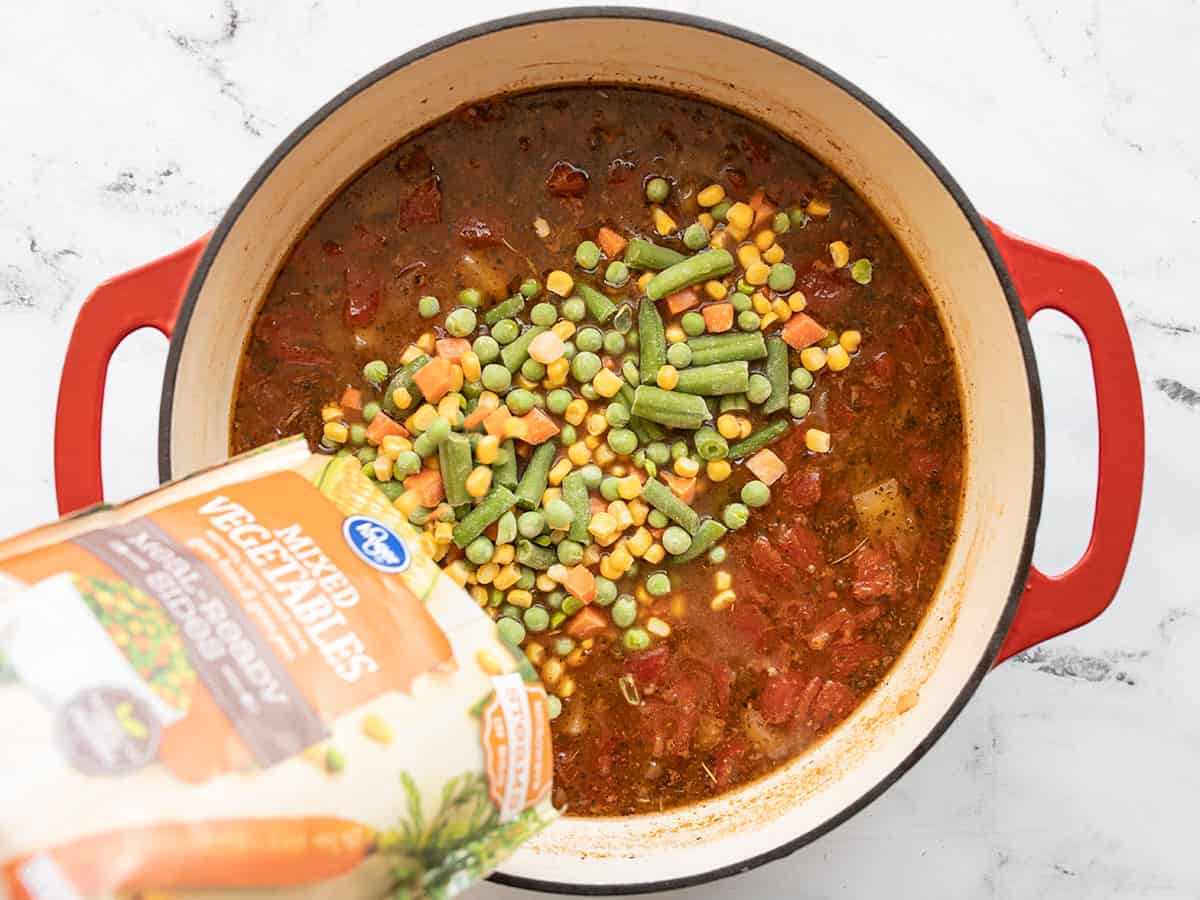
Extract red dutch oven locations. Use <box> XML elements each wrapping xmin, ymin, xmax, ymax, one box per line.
<box><xmin>50</xmin><ymin>9</ymin><xmax>1143</xmax><ymax>894</ymax></box>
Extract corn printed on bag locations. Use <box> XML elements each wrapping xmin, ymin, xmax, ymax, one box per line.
<box><xmin>0</xmin><ymin>437</ymin><xmax>556</xmax><ymax>900</ymax></box>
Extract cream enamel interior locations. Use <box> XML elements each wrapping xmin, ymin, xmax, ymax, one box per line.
<box><xmin>164</xmin><ymin>16</ymin><xmax>1036</xmax><ymax>888</ymax></box>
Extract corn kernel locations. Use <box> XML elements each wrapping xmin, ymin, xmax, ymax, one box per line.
<box><xmin>393</xmin><ymin>489</ymin><xmax>423</xmax><ymax>517</ymax></box>
<box><xmin>502</xmin><ymin>417</ymin><xmax>528</xmax><ymax>440</ymax></box>
<box><xmin>617</xmin><ymin>474</ymin><xmax>643</xmax><ymax>500</ymax></box>
<box><xmin>548</xmin><ymin>457</ymin><xmax>573</xmax><ymax>487</ymax></box>
<box><xmin>445</xmin><ymin>559</ymin><xmax>470</xmax><ymax>587</ymax></box>
<box><xmin>362</xmin><ymin>714</ymin><xmax>394</xmax><ymax>744</ymax></box>
<box><xmin>533</xmin><ymin>216</ymin><xmax>551</xmax><ymax>238</ymax></box>
<box><xmin>763</xmin><ymin>243</ymin><xmax>785</xmax><ymax>265</ymax></box>
<box><xmin>697</xmin><ymin>184</ymin><xmax>726</xmax><ymax>207</ymax></box>
<box><xmin>643</xmin><ymin>544</ymin><xmax>665</xmax><ymax>564</ymax></box>
<box><xmin>628</xmin><ymin>498</ymin><xmax>648</xmax><ymax>526</ymax></box>
<box><xmin>391</xmin><ymin>387</ymin><xmax>413</xmax><ymax>411</ymax></box>
<box><xmin>470</xmin><ymin>585</ymin><xmax>489</xmax><ymax>607</ymax></box>
<box><xmin>771</xmin><ymin>299</ymin><xmax>793</xmax><ymax>322</ymax></box>
<box><xmin>737</xmin><ymin>244</ymin><xmax>761</xmax><ymax>269</ymax></box>
<box><xmin>566</xmin><ymin>646</ymin><xmax>587</xmax><ymax>668</ymax></box>
<box><xmin>610</xmin><ymin>544</ymin><xmax>634</xmax><ymax>573</ymax></box>
<box><xmin>626</xmin><ymin>526</ymin><xmax>653</xmax><ymax>557</ymax></box>
<box><xmin>673</xmin><ymin>457</ymin><xmax>700</xmax><ymax>478</ymax></box>
<box><xmin>567</xmin><ymin>441</ymin><xmax>592</xmax><ymax>466</ymax></box>
<box><xmin>807</xmin><ymin>198</ymin><xmax>832</xmax><ymax>218</ymax></box>
<box><xmin>438</xmin><ymin>394</ymin><xmax>462</xmax><ymax>421</ymax></box>
<box><xmin>610</xmin><ymin>464</ymin><xmax>627</xmax><ymax>477</ymax></box>
<box><xmin>507</xmin><ymin>589</ymin><xmax>533</xmax><ymax>609</ymax></box>
<box><xmin>589</xmin><ymin>512</ymin><xmax>619</xmax><ymax>541</ymax></box>
<box><xmin>665</xmin><ymin>323</ymin><xmax>686</xmax><ymax>344</ymax></box>
<box><xmin>541</xmin><ymin>487</ymin><xmax>561</xmax><ymax>507</ymax></box>
<box><xmin>789</xmin><ymin>293</ymin><xmax>808</xmax><ymax>312</ymax></box>
<box><xmin>373</xmin><ymin>456</ymin><xmax>393</xmax><ymax>481</ymax></box>
<box><xmin>552</xmin><ymin>320</ymin><xmax>576</xmax><ymax>341</ymax></box>
<box><xmin>599</xmin><ymin>556</ymin><xmax>623</xmax><ymax>580</ymax></box>
<box><xmin>725</xmin><ymin>224</ymin><xmax>748</xmax><ymax>243</ymax></box>
<box><xmin>411</xmin><ymin>404</ymin><xmax>438</xmax><ymax>433</ymax></box>
<box><xmin>754</xmin><ymin>229</ymin><xmax>776</xmax><ymax>251</ymax></box>
<box><xmin>400</xmin><ymin>344</ymin><xmax>423</xmax><ymax>365</ymax></box>
<box><xmin>493</xmin><ymin>563</ymin><xmax>521</xmax><ymax>591</ymax></box>
<box><xmin>584</xmin><ymin>434</ymin><xmax>601</xmax><ymax>450</ymax></box>
<box><xmin>476</xmin><ymin>562</ymin><xmax>499</xmax><ymax>585</ymax></box>
<box><xmin>716</xmin><ymin>414</ymin><xmax>740</xmax><ymax>439</ymax></box>
<box><xmin>759</xmin><ymin>312</ymin><xmax>779</xmax><ymax>330</ymax></box>
<box><xmin>738</xmin><ymin>418</ymin><xmax>753</xmax><ymax>439</ymax></box>
<box><xmin>536</xmin><ymin>573</ymin><xmax>557</xmax><ymax>592</ymax></box>
<box><xmin>726</xmin><ymin>202</ymin><xmax>753</xmax><ymax>231</ymax></box>
<box><xmin>706</xmin><ymin>459</ymin><xmax>732</xmax><ymax>482</ymax></box>
<box><xmin>806</xmin><ymin>428</ymin><xmax>832</xmax><ymax>453</ymax></box>
<box><xmin>548</xmin><ymin>564</ymin><xmax>569</xmax><ymax>584</ymax></box>
<box><xmin>715</xmin><ymin>571</ymin><xmax>733</xmax><ymax>591</ymax></box>
<box><xmin>593</xmin><ymin>368</ymin><xmax>624</xmax><ymax>398</ymax></box>
<box><xmin>593</xmin><ymin>445</ymin><xmax>617</xmax><ymax>467</ymax></box>
<box><xmin>547</xmin><ymin>270</ymin><xmax>574</xmax><ymax>297</ymax></box>
<box><xmin>638</xmin><ymin>271</ymin><xmax>654</xmax><ymax>293</ymax></box>
<box><xmin>516</xmin><ymin>374</ymin><xmax>540</xmax><ymax>392</ymax></box>
<box><xmin>417</xmin><ymin>332</ymin><xmax>436</xmax><ymax>354</ymax></box>
<box><xmin>541</xmin><ymin>658</ymin><xmax>564</xmax><ymax>686</ymax></box>
<box><xmin>698</xmin><ymin>212</ymin><xmax>715</xmax><ymax>230</ymax></box>
<box><xmin>459</xmin><ymin>350</ymin><xmax>482</xmax><ymax>383</ymax></box>
<box><xmin>493</xmin><ymin>543</ymin><xmax>515</xmax><ymax>565</ymax></box>
<box><xmin>655</xmin><ymin>365</ymin><xmax>679</xmax><ymax>391</ymax></box>
<box><xmin>475</xmin><ymin>434</ymin><xmax>500</xmax><ymax>465</ymax></box>
<box><xmin>829</xmin><ymin>240</ymin><xmax>850</xmax><ymax>268</ymax></box>
<box><xmin>466</xmin><ymin>465</ymin><xmax>493</xmax><ymax>498</ymax></box>
<box><xmin>434</xmin><ymin>521</ymin><xmax>454</xmax><ymax>545</ymax></box>
<box><xmin>556</xmin><ymin>675</ymin><xmax>576</xmax><ymax>699</ymax></box>
<box><xmin>583</xmin><ymin>543</ymin><xmax>602</xmax><ymax>566</ymax></box>
<box><xmin>525</xmin><ymin>642</ymin><xmax>546</xmax><ymax>666</ymax></box>
<box><xmin>840</xmin><ymin>329</ymin><xmax>863</xmax><ymax>353</ymax></box>
<box><xmin>653</xmin><ymin>207</ymin><xmax>678</xmax><ymax>236</ymax></box>
<box><xmin>565</xmin><ymin>398</ymin><xmax>588</xmax><ymax>426</ymax></box>
<box><xmin>608</xmin><ymin>500</ymin><xmax>633</xmax><ymax>531</ymax></box>
<box><xmin>321</xmin><ymin>404</ymin><xmax>344</xmax><ymax>423</ymax></box>
<box><xmin>379</xmin><ymin>435</ymin><xmax>406</xmax><ymax>457</ymax></box>
<box><xmin>826</xmin><ymin>345</ymin><xmax>851</xmax><ymax>372</ymax></box>
<box><xmin>585</xmin><ymin>413</ymin><xmax>607</xmax><ymax>436</ymax></box>
<box><xmin>546</xmin><ymin>357</ymin><xmax>570</xmax><ymax>386</ymax></box>
<box><xmin>745</xmin><ymin>262</ymin><xmax>771</xmax><ymax>286</ymax></box>
<box><xmin>323</xmin><ymin>421</ymin><xmax>349</xmax><ymax>443</ymax></box>
<box><xmin>704</xmin><ymin>279</ymin><xmax>728</xmax><ymax>300</ymax></box>
<box><xmin>800</xmin><ymin>347</ymin><xmax>827</xmax><ymax>372</ymax></box>
<box><xmin>752</xmin><ymin>292</ymin><xmax>772</xmax><ymax>315</ymax></box>
<box><xmin>448</xmin><ymin>364</ymin><xmax>464</xmax><ymax>393</ymax></box>
<box><xmin>646</xmin><ymin>617</ymin><xmax>671</xmax><ymax>638</ymax></box>
<box><xmin>711</xmin><ymin>589</ymin><xmax>736</xmax><ymax>611</ymax></box>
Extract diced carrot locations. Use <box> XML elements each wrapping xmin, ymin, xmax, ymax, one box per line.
<box><xmin>519</xmin><ymin>408</ymin><xmax>560</xmax><ymax>445</ymax></box>
<box><xmin>562</xmin><ymin>565</ymin><xmax>597</xmax><ymax>604</ymax></box>
<box><xmin>746</xmin><ymin>448</ymin><xmax>787</xmax><ymax>485</ymax></box>
<box><xmin>782</xmin><ymin>313</ymin><xmax>828</xmax><ymax>350</ymax></box>
<box><xmin>661</xmin><ymin>472</ymin><xmax>696</xmax><ymax>504</ymax></box>
<box><xmin>365</xmin><ymin>412</ymin><xmax>408</xmax><ymax>445</ymax></box>
<box><xmin>412</xmin><ymin>356</ymin><xmax>453</xmax><ymax>403</ymax></box>
<box><xmin>702</xmin><ymin>303</ymin><xmax>734</xmax><ymax>333</ymax></box>
<box><xmin>403</xmin><ymin>469</ymin><xmax>444</xmax><ymax>507</ymax></box>
<box><xmin>597</xmin><ymin>226</ymin><xmax>628</xmax><ymax>259</ymax></box>
<box><xmin>339</xmin><ymin>386</ymin><xmax>363</xmax><ymax>412</ymax></box>
<box><xmin>566</xmin><ymin>605</ymin><xmax>608</xmax><ymax>640</ymax></box>
<box><xmin>462</xmin><ymin>395</ymin><xmax>498</xmax><ymax>430</ymax></box>
<box><xmin>665</xmin><ymin>287</ymin><xmax>700</xmax><ymax>315</ymax></box>
<box><xmin>435</xmin><ymin>338</ymin><xmax>471</xmax><ymax>362</ymax></box>
<box><xmin>589</xmin><ymin>495</ymin><xmax>609</xmax><ymax>515</ymax></box>
<box><xmin>749</xmin><ymin>189</ymin><xmax>777</xmax><ymax>231</ymax></box>
<box><xmin>483</xmin><ymin>406</ymin><xmax>513</xmax><ymax>437</ymax></box>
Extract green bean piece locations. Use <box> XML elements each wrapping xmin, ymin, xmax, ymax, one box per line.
<box><xmin>438</xmin><ymin>433</ymin><xmax>473</xmax><ymax>507</ymax></box>
<box><xmin>646</xmin><ymin>249</ymin><xmax>734</xmax><ymax>300</ymax></box>
<box><xmin>672</xmin><ymin>518</ymin><xmax>728</xmax><ymax>563</ymax></box>
<box><xmin>638</xmin><ymin>298</ymin><xmax>666</xmax><ymax>384</ymax></box>
<box><xmin>494</xmin><ymin>439</ymin><xmax>518</xmax><ymax>490</ymax></box>
<box><xmin>763</xmin><ymin>337</ymin><xmax>790</xmax><ymax>414</ymax></box>
<box><xmin>719</xmin><ymin>393</ymin><xmax>749</xmax><ymax>413</ymax></box>
<box><xmin>452</xmin><ymin>486</ymin><xmax>517</xmax><ymax>547</ymax></box>
<box><xmin>687</xmin><ymin>332</ymin><xmax>768</xmax><ymax>366</ymax></box>
<box><xmin>500</xmin><ymin>325</ymin><xmax>548</xmax><ymax>372</ymax></box>
<box><xmin>576</xmin><ymin>283</ymin><xmax>618</xmax><ymax>323</ymax></box>
<box><xmin>612</xmin><ymin>303</ymin><xmax>635</xmax><ymax>333</ymax></box>
<box><xmin>562</xmin><ymin>471</ymin><xmax>591</xmax><ymax>543</ymax></box>
<box><xmin>382</xmin><ymin>354</ymin><xmax>431</xmax><ymax>413</ymax></box>
<box><xmin>673</xmin><ymin>361</ymin><xmax>750</xmax><ymax>396</ymax></box>
<box><xmin>726</xmin><ymin>419</ymin><xmax>790</xmax><ymax>459</ymax></box>
<box><xmin>641</xmin><ymin>477</ymin><xmax>701</xmax><ymax>534</ymax></box>
<box><xmin>484</xmin><ymin>294</ymin><xmax>526</xmax><ymax>326</ymax></box>
<box><xmin>517</xmin><ymin>539</ymin><xmax>558</xmax><ymax>570</ymax></box>
<box><xmin>693</xmin><ymin>427</ymin><xmax>729</xmax><ymax>461</ymax></box>
<box><xmin>631</xmin><ymin>386</ymin><xmax>709</xmax><ymax>430</ymax></box>
<box><xmin>374</xmin><ymin>480</ymin><xmax>406</xmax><ymax>501</ymax></box>
<box><xmin>515</xmin><ymin>441</ymin><xmax>557</xmax><ymax>510</ymax></box>
<box><xmin>624</xmin><ymin>238</ymin><xmax>687</xmax><ymax>271</ymax></box>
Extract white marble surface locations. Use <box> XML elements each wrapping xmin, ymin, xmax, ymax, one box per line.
<box><xmin>1</xmin><ymin>1</ymin><xmax>1196</xmax><ymax>896</ymax></box>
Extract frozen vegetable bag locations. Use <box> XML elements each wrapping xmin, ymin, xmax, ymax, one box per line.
<box><xmin>0</xmin><ymin>437</ymin><xmax>556</xmax><ymax>900</ymax></box>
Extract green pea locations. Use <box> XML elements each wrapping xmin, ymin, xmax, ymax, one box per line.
<box><xmin>641</xmin><ymin>442</ymin><xmax>667</xmax><ymax>467</ymax></box>
<box><xmin>424</xmin><ymin>416</ymin><xmax>451</xmax><ymax>446</ymax></box>
<box><xmin>600</xmin><ymin>476</ymin><xmax>620</xmax><ymax>501</ymax></box>
<box><xmin>622</xmin><ymin>627</ymin><xmax>651</xmax><ymax>651</ymax></box>
<box><xmin>557</xmin><ymin>540</ymin><xmax>584</xmax><ymax>566</ymax></box>
<box><xmin>489</xmin><ymin>588</ymin><xmax>505</xmax><ymax>607</ymax></box>
<box><xmin>645</xmin><ymin>572</ymin><xmax>672</xmax><ymax>596</ymax></box>
<box><xmin>521</xmin><ymin>358</ymin><xmax>547</xmax><ymax>381</ymax></box>
<box><xmin>559</xmin><ymin>424</ymin><xmax>577</xmax><ymax>445</ymax></box>
<box><xmin>553</xmin><ymin>636</ymin><xmax>576</xmax><ymax>656</ymax></box>
<box><xmin>562</xmin><ymin>595</ymin><xmax>584</xmax><ymax>616</ymax></box>
<box><xmin>362</xmin><ymin>359</ymin><xmax>388</xmax><ymax>386</ymax></box>
<box><xmin>466</xmin><ymin>536</ymin><xmax>495</xmax><ymax>565</ymax></box>
<box><xmin>768</xmin><ymin>263</ymin><xmax>796</xmax><ymax>293</ymax></box>
<box><xmin>611</xmin><ymin>595</ymin><xmax>638</xmax><ymax>628</ymax></box>
<box><xmin>546</xmin><ymin>695</ymin><xmax>563</xmax><ymax>719</ymax></box>
<box><xmin>707</xmin><ymin>544</ymin><xmax>727</xmax><ymax>564</ymax></box>
<box><xmin>603</xmin><ymin>331</ymin><xmax>626</xmax><ymax>355</ymax></box>
<box><xmin>325</xmin><ymin>746</ymin><xmax>345</xmax><ymax>773</ymax></box>
<box><xmin>732</xmin><ymin>293</ymin><xmax>753</xmax><ymax>313</ymax></box>
<box><xmin>607</xmin><ymin>428</ymin><xmax>638</xmax><ymax>456</ymax></box>
<box><xmin>742</xmin><ymin>480</ymin><xmax>771</xmax><ymax>508</ymax></box>
<box><xmin>622</xmin><ymin>359</ymin><xmax>640</xmax><ymax>385</ymax></box>
<box><xmin>516</xmin><ymin>566</ymin><xmax>537</xmax><ymax>591</ymax></box>
<box><xmin>357</xmin><ymin>446</ymin><xmax>378</xmax><ymax>465</ymax></box>
<box><xmin>361</xmin><ymin>401</ymin><xmax>381</xmax><ymax>424</ymax></box>
<box><xmin>738</xmin><ymin>310</ymin><xmax>761</xmax><ymax>331</ymax></box>
<box><xmin>544</xmin><ymin>499</ymin><xmax>573</xmax><ymax>531</ymax></box>
<box><xmin>418</xmin><ymin>295</ymin><xmax>440</xmax><ymax>318</ymax></box>
<box><xmin>605</xmin><ymin>260</ymin><xmax>630</xmax><ymax>287</ymax></box>
<box><xmin>530</xmin><ymin>302</ymin><xmax>558</xmax><ymax>327</ymax></box>
<box><xmin>348</xmin><ymin>423</ymin><xmax>367</xmax><ymax>446</ymax></box>
<box><xmin>819</xmin><ymin>331</ymin><xmax>841</xmax><ymax>349</ymax></box>
<box><xmin>547</xmin><ymin>389</ymin><xmax>573</xmax><ymax>415</ymax></box>
<box><xmin>462</xmin><ymin>381</ymin><xmax>483</xmax><ymax>400</ymax></box>
<box><xmin>481</xmin><ymin>364</ymin><xmax>512</xmax><ymax>393</ymax></box>
<box><xmin>605</xmin><ymin>402</ymin><xmax>631</xmax><ymax>428</ymax></box>
<box><xmin>723</xmin><ymin>502</ymin><xmax>750</xmax><ymax>530</ymax></box>
<box><xmin>670</xmin><ymin>440</ymin><xmax>689</xmax><ymax>460</ymax></box>
<box><xmin>517</xmin><ymin>510</ymin><xmax>545</xmax><ymax>538</ymax></box>
<box><xmin>661</xmin><ymin>526</ymin><xmax>692</xmax><ymax>556</ymax></box>
<box><xmin>681</xmin><ymin>311</ymin><xmax>706</xmax><ymax>336</ymax></box>
<box><xmin>561</xmin><ymin>297</ymin><xmax>586</xmax><ymax>322</ymax></box>
<box><xmin>523</xmin><ymin>605</ymin><xmax>551</xmax><ymax>633</ymax></box>
<box><xmin>789</xmin><ymin>393</ymin><xmax>812</xmax><ymax>418</ymax></box>
<box><xmin>666</xmin><ymin>342</ymin><xmax>692</xmax><ymax>368</ymax></box>
<box><xmin>473</xmin><ymin>335</ymin><xmax>500</xmax><ymax>364</ymax></box>
<box><xmin>711</xmin><ymin>199</ymin><xmax>731</xmax><ymax>222</ymax></box>
<box><xmin>576</xmin><ymin>327</ymin><xmax>603</xmax><ymax>353</ymax></box>
<box><xmin>645</xmin><ymin>176</ymin><xmax>670</xmax><ymax>203</ymax></box>
<box><xmin>746</xmin><ymin>373</ymin><xmax>773</xmax><ymax>405</ymax></box>
<box><xmin>737</xmin><ymin>279</ymin><xmax>755</xmax><ymax>295</ymax></box>
<box><xmin>412</xmin><ymin>433</ymin><xmax>436</xmax><ymax>458</ymax></box>
<box><xmin>520</xmin><ymin>278</ymin><xmax>541</xmax><ymax>299</ymax></box>
<box><xmin>632</xmin><ymin>448</ymin><xmax>646</xmax><ymax>468</ymax></box>
<box><xmin>445</xmin><ymin>307</ymin><xmax>477</xmax><ymax>337</ymax></box>
<box><xmin>791</xmin><ymin>368</ymin><xmax>815</xmax><ymax>391</ymax></box>
<box><xmin>506</xmin><ymin>389</ymin><xmax>535</xmax><ymax>415</ymax></box>
<box><xmin>545</xmin><ymin>591</ymin><xmax>565</xmax><ymax>611</ymax></box>
<box><xmin>496</xmin><ymin>511</ymin><xmax>518</xmax><ymax>545</ymax></box>
<box><xmin>458</xmin><ymin>287</ymin><xmax>483</xmax><ymax>309</ymax></box>
<box><xmin>492</xmin><ymin>319</ymin><xmax>520</xmax><ymax>344</ymax></box>
<box><xmin>594</xmin><ymin>576</ymin><xmax>618</xmax><ymax>606</ymax></box>
<box><xmin>772</xmin><ymin>211</ymin><xmax>791</xmax><ymax>234</ymax></box>
<box><xmin>575</xmin><ymin>240</ymin><xmax>602</xmax><ymax>270</ymax></box>
<box><xmin>573</xmin><ymin>465</ymin><xmax>599</xmax><ymax>491</ymax></box>
<box><xmin>626</xmin><ymin>329</ymin><xmax>639</xmax><ymax>350</ymax></box>
<box><xmin>571</xmin><ymin>351</ymin><xmax>602</xmax><ymax>383</ymax></box>
<box><xmin>393</xmin><ymin>450</ymin><xmax>421</xmax><ymax>478</ymax></box>
<box><xmin>851</xmin><ymin>258</ymin><xmax>873</xmax><ymax>285</ymax></box>
<box><xmin>683</xmin><ymin>222</ymin><xmax>709</xmax><ymax>250</ymax></box>
<box><xmin>561</xmin><ymin>341</ymin><xmax>577</xmax><ymax>360</ymax></box>
<box><xmin>789</xmin><ymin>207</ymin><xmax>810</xmax><ymax>228</ymax></box>
<box><xmin>496</xmin><ymin>616</ymin><xmax>526</xmax><ymax>646</ymax></box>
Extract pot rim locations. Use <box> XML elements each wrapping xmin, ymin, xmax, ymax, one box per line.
<box><xmin>158</xmin><ymin>7</ymin><xmax>1046</xmax><ymax>894</ymax></box>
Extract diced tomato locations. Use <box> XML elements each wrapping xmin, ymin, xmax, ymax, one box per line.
<box><xmin>756</xmin><ymin>670</ymin><xmax>809</xmax><ymax>725</ymax></box>
<box><xmin>784</xmin><ymin>467</ymin><xmax>822</xmax><ymax>509</ymax></box>
<box><xmin>830</xmin><ymin>642</ymin><xmax>885</xmax><ymax>680</ymax></box>
<box><xmin>748</xmin><ymin>189</ymin><xmax>777</xmax><ymax>230</ymax></box>
<box><xmin>412</xmin><ymin>356</ymin><xmax>453</xmax><ymax>403</ymax></box>
<box><xmin>781</xmin><ymin>312</ymin><xmax>828</xmax><ymax>350</ymax></box>
<box><xmin>711</xmin><ymin>736</ymin><xmax>749</xmax><ymax>788</ymax></box>
<box><xmin>797</xmin><ymin>262</ymin><xmax>844</xmax><ymax>317</ymax></box>
<box><xmin>458</xmin><ymin>217</ymin><xmax>503</xmax><ymax>248</ymax></box>
<box><xmin>626</xmin><ymin>645</ymin><xmax>669</xmax><ymax>687</ymax></box>
<box><xmin>729</xmin><ymin>605</ymin><xmax>769</xmax><ymax>651</ymax></box>
<box><xmin>365</xmin><ymin>411</ymin><xmax>408</xmax><ymax>445</ymax></box>
<box><xmin>701</xmin><ymin>303</ymin><xmax>734</xmax><ymax>333</ymax></box>
<box><xmin>851</xmin><ymin>547</ymin><xmax>897</xmax><ymax>600</ymax></box>
<box><xmin>403</xmin><ymin>469</ymin><xmax>444</xmax><ymax>507</ymax></box>
<box><xmin>566</xmin><ymin>606</ymin><xmax>607</xmax><ymax>640</ymax></box>
<box><xmin>339</xmin><ymin>386</ymin><xmax>363</xmax><ymax>412</ymax></box>
<box><xmin>253</xmin><ymin>309</ymin><xmax>332</xmax><ymax>368</ymax></box>
<box><xmin>871</xmin><ymin>350</ymin><xmax>896</xmax><ymax>383</ymax></box>
<box><xmin>597</xmin><ymin>226</ymin><xmax>627</xmax><ymax>258</ymax></box>
<box><xmin>435</xmin><ymin>338</ymin><xmax>471</xmax><ymax>361</ymax></box>
<box><xmin>666</xmin><ymin>287</ymin><xmax>699</xmax><ymax>315</ymax></box>
<box><xmin>397</xmin><ymin>176</ymin><xmax>441</xmax><ymax>228</ymax></box>
<box><xmin>343</xmin><ymin>266</ymin><xmax>382</xmax><ymax>326</ymax></box>
<box><xmin>809</xmin><ymin>681</ymin><xmax>857</xmax><ymax>729</ymax></box>
<box><xmin>750</xmin><ymin>536</ymin><xmax>792</xmax><ymax>583</ymax></box>
<box><xmin>546</xmin><ymin>160</ymin><xmax>589</xmax><ymax>197</ymax></box>
<box><xmin>797</xmin><ymin>675</ymin><xmax>824</xmax><ymax>722</ymax></box>
<box><xmin>778</xmin><ymin>523</ymin><xmax>823</xmax><ymax>571</ymax></box>
<box><xmin>908</xmin><ymin>448</ymin><xmax>944</xmax><ymax>479</ymax></box>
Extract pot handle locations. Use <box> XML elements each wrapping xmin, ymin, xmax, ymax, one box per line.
<box><xmin>54</xmin><ymin>239</ymin><xmax>208</xmax><ymax>516</ymax></box>
<box><xmin>986</xmin><ymin>222</ymin><xmax>1144</xmax><ymax>663</ymax></box>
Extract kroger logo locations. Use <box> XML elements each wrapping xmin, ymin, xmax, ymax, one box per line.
<box><xmin>342</xmin><ymin>516</ymin><xmax>411</xmax><ymax>573</ymax></box>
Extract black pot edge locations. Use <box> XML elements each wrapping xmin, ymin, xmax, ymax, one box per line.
<box><xmin>156</xmin><ymin>7</ymin><xmax>1045</xmax><ymax>895</ymax></box>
